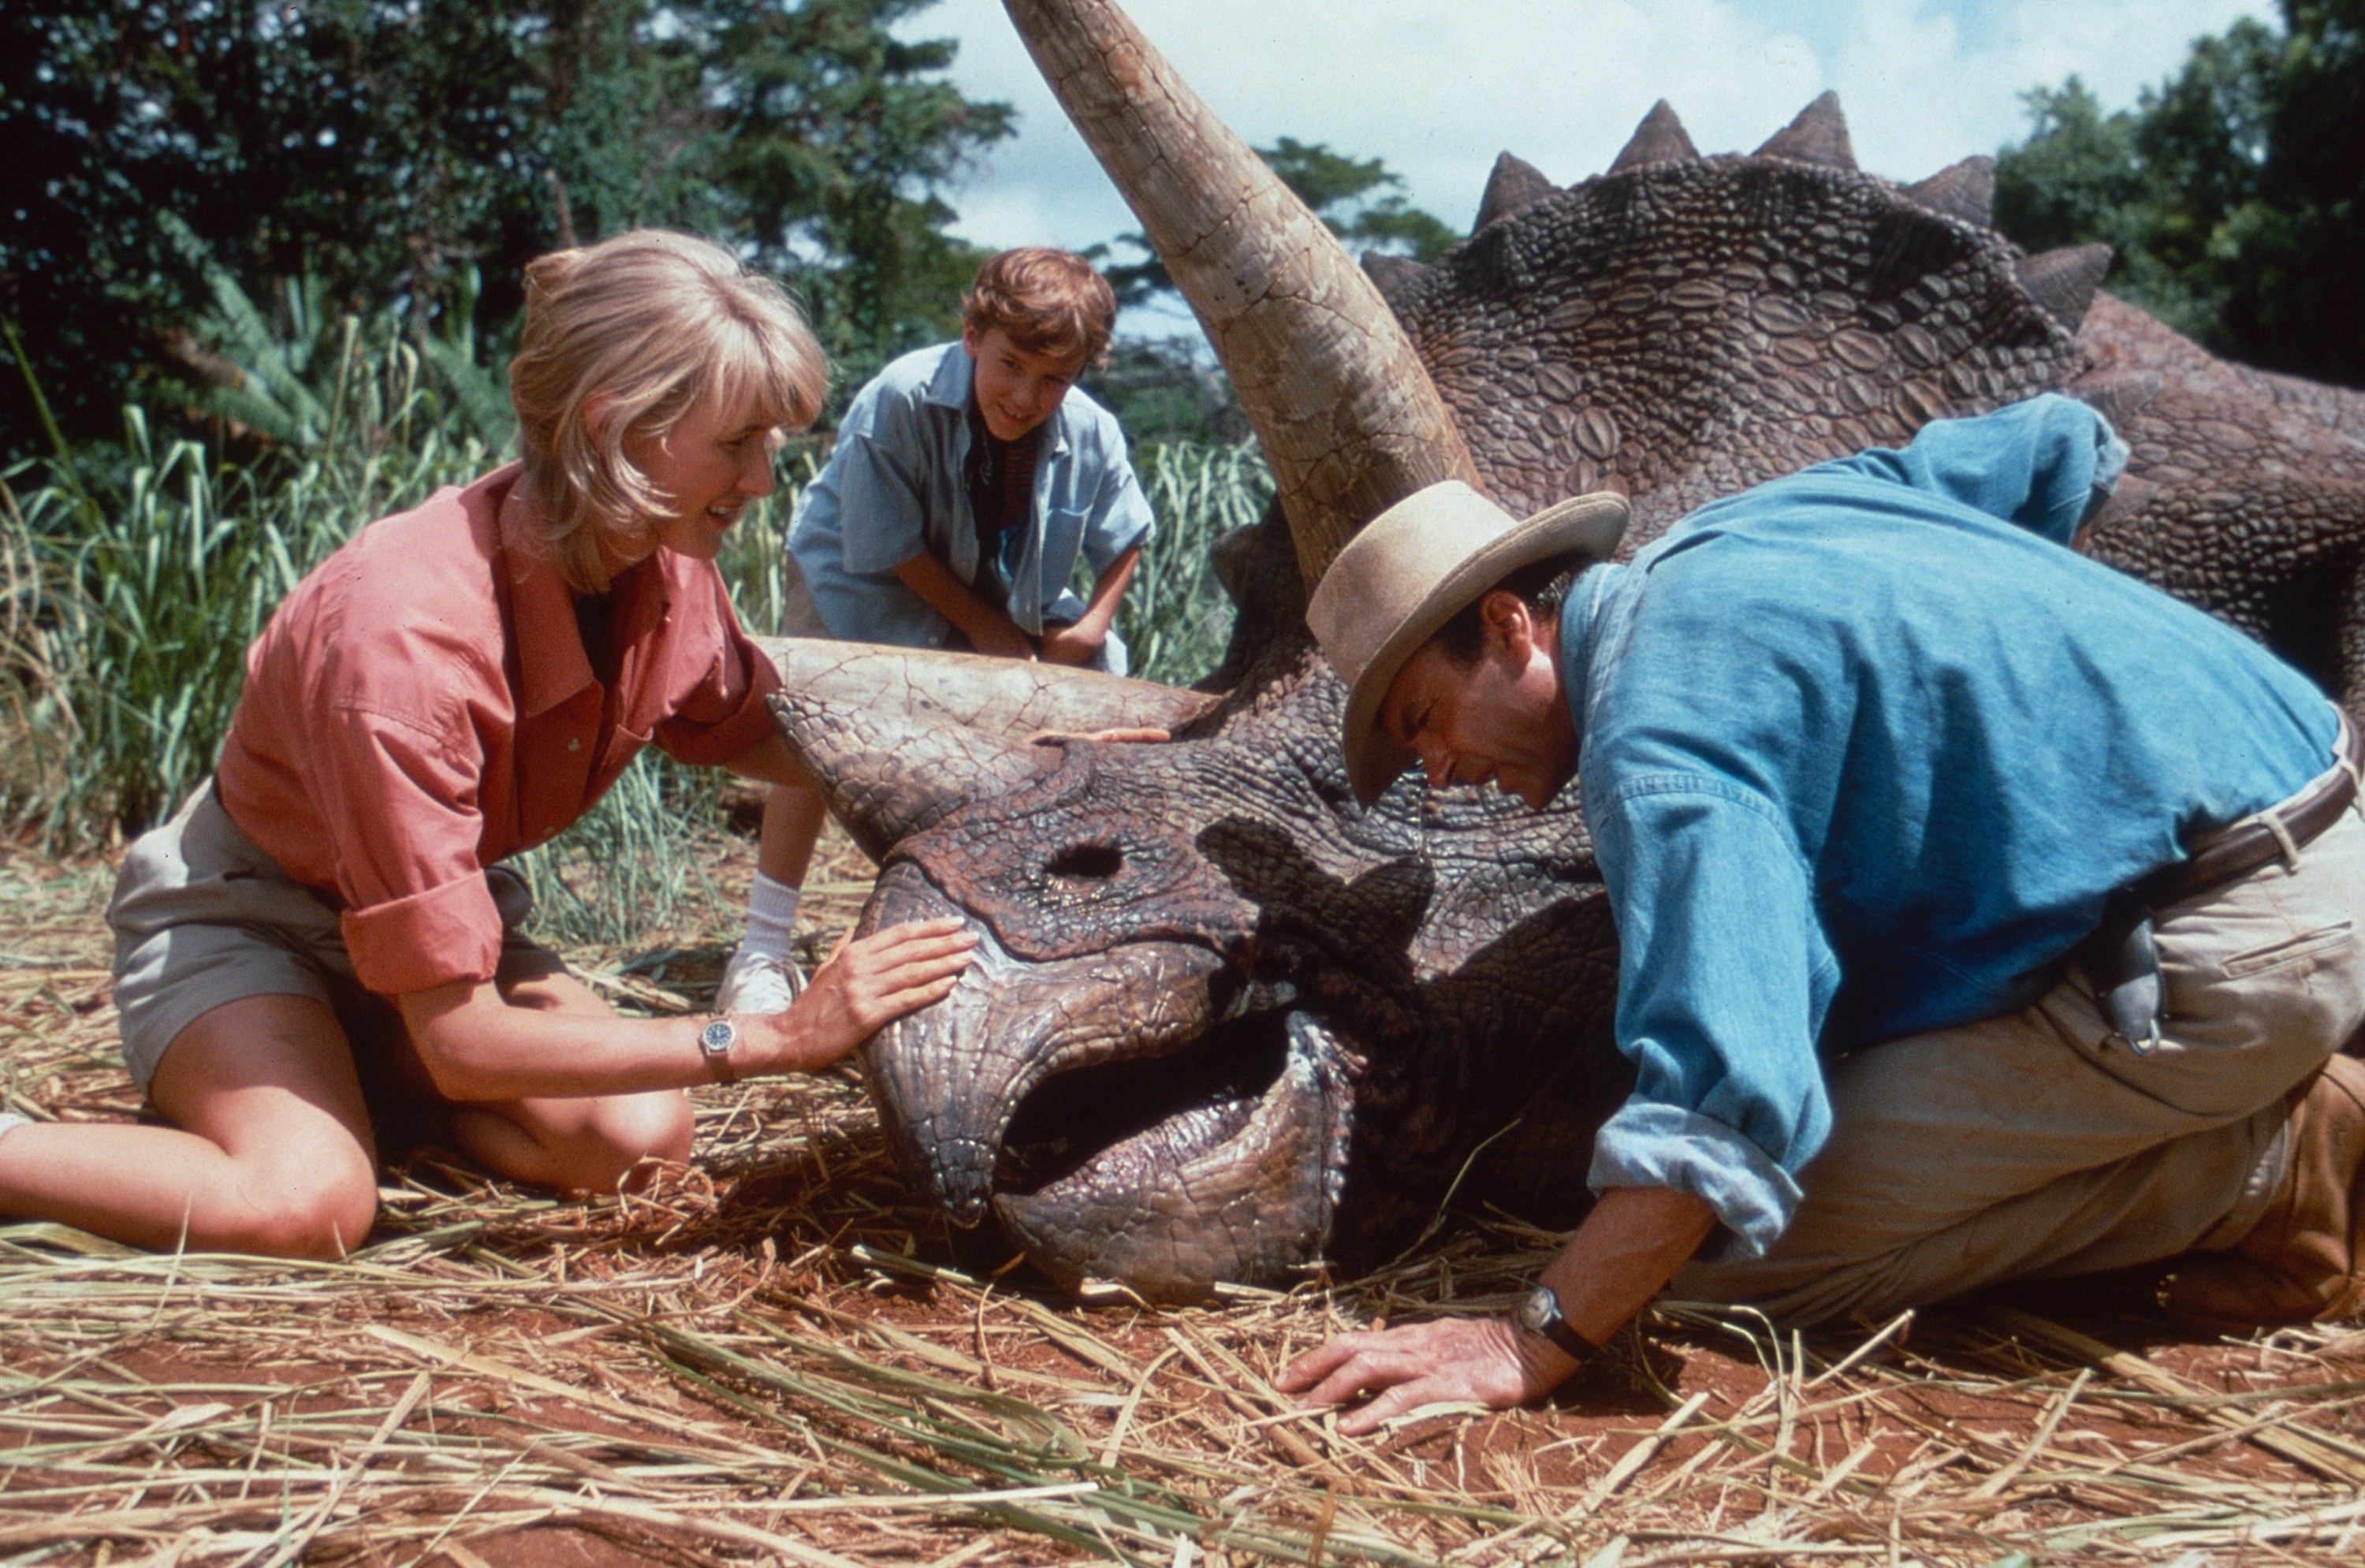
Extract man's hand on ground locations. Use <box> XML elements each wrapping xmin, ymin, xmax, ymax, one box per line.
<box><xmin>1274</xmin><ymin>1316</ymin><xmax>1578</xmax><ymax>1436</ymax></box>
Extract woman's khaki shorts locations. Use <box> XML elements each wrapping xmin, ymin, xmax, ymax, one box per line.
<box><xmin>107</xmin><ymin>782</ymin><xmax>550</xmax><ymax>1096</ymax></box>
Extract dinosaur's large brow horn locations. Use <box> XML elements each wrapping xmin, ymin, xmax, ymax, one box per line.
<box><xmin>1000</xmin><ymin>0</ymin><xmax>1481</xmax><ymax>590</ymax></box>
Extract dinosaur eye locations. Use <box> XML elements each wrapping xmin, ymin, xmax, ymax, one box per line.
<box><xmin>1048</xmin><ymin>843</ymin><xmax>1124</xmax><ymax>881</ymax></box>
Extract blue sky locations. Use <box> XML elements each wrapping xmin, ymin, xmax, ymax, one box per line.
<box><xmin>901</xmin><ymin>0</ymin><xmax>2269</xmax><ymax>333</ymax></box>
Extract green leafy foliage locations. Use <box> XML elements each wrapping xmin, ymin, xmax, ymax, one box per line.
<box><xmin>1109</xmin><ymin>441</ymin><xmax>1271</xmax><ymax>687</ymax></box>
<box><xmin>1995</xmin><ymin>2</ymin><xmax>2365</xmax><ymax>385</ymax></box>
<box><xmin>1</xmin><ymin>0</ymin><xmax>1013</xmax><ymax>452</ymax></box>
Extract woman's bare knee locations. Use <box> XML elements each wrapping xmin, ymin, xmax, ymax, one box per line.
<box><xmin>472</xmin><ymin>1091</ymin><xmax>695</xmax><ymax>1194</ymax></box>
<box><xmin>585</xmin><ymin>1091</ymin><xmax>696</xmax><ymax>1177</ymax></box>
<box><xmin>229</xmin><ymin>1156</ymin><xmax>380</xmax><ymax>1260</ymax></box>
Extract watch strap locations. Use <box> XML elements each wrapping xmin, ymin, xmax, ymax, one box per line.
<box><xmin>1536</xmin><ymin>1310</ymin><xmax>1592</xmax><ymax>1362</ymax></box>
<box><xmin>699</xmin><ymin>1017</ymin><xmax>739</xmax><ymax>1084</ymax></box>
<box><xmin>1520</xmin><ymin>1283</ymin><xmax>1593</xmax><ymax>1361</ymax></box>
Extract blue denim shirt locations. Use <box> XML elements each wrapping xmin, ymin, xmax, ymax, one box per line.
<box><xmin>788</xmin><ymin>344</ymin><xmax>1155</xmax><ymax>665</ymax></box>
<box><xmin>1567</xmin><ymin>395</ymin><xmax>2341</xmax><ymax>1256</ymax></box>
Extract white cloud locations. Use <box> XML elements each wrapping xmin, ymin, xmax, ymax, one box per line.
<box><xmin>907</xmin><ymin>0</ymin><xmax>2267</xmax><ymax>303</ymax></box>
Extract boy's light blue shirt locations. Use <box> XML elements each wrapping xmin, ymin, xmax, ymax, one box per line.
<box><xmin>1564</xmin><ymin>396</ymin><xmax>2341</xmax><ymax>1257</ymax></box>
<box><xmin>788</xmin><ymin>343</ymin><xmax>1155</xmax><ymax>663</ymax></box>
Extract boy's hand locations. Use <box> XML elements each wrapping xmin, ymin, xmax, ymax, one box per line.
<box><xmin>1041</xmin><ymin>621</ymin><xmax>1107</xmax><ymax>665</ymax></box>
<box><xmin>967</xmin><ymin>619</ymin><xmax>1039</xmax><ymax>660</ymax></box>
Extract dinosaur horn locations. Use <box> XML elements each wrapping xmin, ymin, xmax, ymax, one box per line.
<box><xmin>768</xmin><ymin>691</ymin><xmax>1060</xmax><ymax>862</ymax></box>
<box><xmin>2015</xmin><ymin>244</ymin><xmax>2113</xmax><ymax>333</ymax></box>
<box><xmin>1002</xmin><ymin>0</ymin><xmax>1480</xmax><ymax>586</ymax></box>
<box><xmin>1474</xmin><ymin>151</ymin><xmax>1556</xmax><ymax>229</ymax></box>
<box><xmin>1753</xmin><ymin>91</ymin><xmax>1857</xmax><ymax>169</ymax></box>
<box><xmin>1905</xmin><ymin>155</ymin><xmax>1995</xmax><ymax>226</ymax></box>
<box><xmin>1608</xmin><ymin>100</ymin><xmax>1700</xmax><ymax>173</ymax></box>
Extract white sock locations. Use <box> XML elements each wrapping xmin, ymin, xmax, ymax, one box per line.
<box><xmin>739</xmin><ymin>873</ymin><xmax>802</xmax><ymax>961</ymax></box>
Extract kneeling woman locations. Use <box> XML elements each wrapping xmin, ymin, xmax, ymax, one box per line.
<box><xmin>0</xmin><ymin>231</ymin><xmax>972</xmax><ymax>1257</ymax></box>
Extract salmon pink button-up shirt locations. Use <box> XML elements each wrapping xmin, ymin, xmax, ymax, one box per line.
<box><xmin>214</xmin><ymin>464</ymin><xmax>780</xmax><ymax>996</ymax></box>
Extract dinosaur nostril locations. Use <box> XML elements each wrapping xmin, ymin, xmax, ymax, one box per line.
<box><xmin>1048</xmin><ymin>843</ymin><xmax>1123</xmax><ymax>881</ymax></box>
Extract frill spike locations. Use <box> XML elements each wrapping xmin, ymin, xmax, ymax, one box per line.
<box><xmin>1905</xmin><ymin>155</ymin><xmax>1995</xmax><ymax>227</ymax></box>
<box><xmin>1607</xmin><ymin>100</ymin><xmax>1700</xmax><ymax>173</ymax></box>
<box><xmin>1361</xmin><ymin>251</ymin><xmax>1430</xmax><ymax>310</ymax></box>
<box><xmin>1473</xmin><ymin>151</ymin><xmax>1557</xmax><ymax>229</ymax></box>
<box><xmin>2015</xmin><ymin>244</ymin><xmax>2114</xmax><ymax>333</ymax></box>
<box><xmin>1752</xmin><ymin>91</ymin><xmax>1857</xmax><ymax>169</ymax></box>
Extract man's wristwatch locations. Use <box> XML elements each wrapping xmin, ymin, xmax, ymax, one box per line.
<box><xmin>699</xmin><ymin>1017</ymin><xmax>739</xmax><ymax>1084</ymax></box>
<box><xmin>1516</xmin><ymin>1283</ymin><xmax>1593</xmax><ymax>1361</ymax></box>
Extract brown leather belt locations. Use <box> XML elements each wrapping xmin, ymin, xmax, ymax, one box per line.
<box><xmin>2136</xmin><ymin>717</ymin><xmax>2365</xmax><ymax>910</ymax></box>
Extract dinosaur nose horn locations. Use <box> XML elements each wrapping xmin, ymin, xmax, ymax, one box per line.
<box><xmin>1002</xmin><ymin>0</ymin><xmax>1480</xmax><ymax>587</ymax></box>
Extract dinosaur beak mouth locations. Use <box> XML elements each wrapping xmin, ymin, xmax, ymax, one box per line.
<box><xmin>855</xmin><ymin>862</ymin><xmax>1351</xmax><ymax>1301</ymax></box>
<box><xmin>989</xmin><ymin>1007</ymin><xmax>1349</xmax><ymax>1302</ymax></box>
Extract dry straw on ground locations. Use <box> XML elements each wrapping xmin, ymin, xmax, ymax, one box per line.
<box><xmin>5</xmin><ymin>832</ymin><xmax>2365</xmax><ymax>1566</ymax></box>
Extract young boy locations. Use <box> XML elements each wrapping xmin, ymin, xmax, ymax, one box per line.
<box><xmin>718</xmin><ymin>248</ymin><xmax>1155</xmax><ymax>1012</ymax></box>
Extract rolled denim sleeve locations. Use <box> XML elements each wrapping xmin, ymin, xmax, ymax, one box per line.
<box><xmin>831</xmin><ymin>431</ymin><xmax>933</xmax><ymax>575</ymax></box>
<box><xmin>1080</xmin><ymin>440</ymin><xmax>1154</xmax><ymax>574</ymax></box>
<box><xmin>1813</xmin><ymin>393</ymin><xmax>2129</xmax><ymax>545</ymax></box>
<box><xmin>1584</xmin><ymin>773</ymin><xmax>1842</xmax><ymax>1254</ymax></box>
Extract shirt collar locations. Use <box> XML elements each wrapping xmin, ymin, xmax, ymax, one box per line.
<box><xmin>497</xmin><ymin>476</ymin><xmax>672</xmax><ymax>719</ymax></box>
<box><xmin>1559</xmin><ymin>560</ymin><xmax>1642</xmax><ymax>766</ymax></box>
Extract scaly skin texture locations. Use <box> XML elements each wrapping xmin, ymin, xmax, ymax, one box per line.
<box><xmin>799</xmin><ymin>646</ymin><xmax>1625</xmax><ymax>1301</ymax></box>
<box><xmin>823</xmin><ymin>95</ymin><xmax>2365</xmax><ymax>1302</ymax></box>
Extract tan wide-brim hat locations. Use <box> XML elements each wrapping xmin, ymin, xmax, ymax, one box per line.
<box><xmin>1306</xmin><ymin>481</ymin><xmax>1628</xmax><ymax>806</ymax></box>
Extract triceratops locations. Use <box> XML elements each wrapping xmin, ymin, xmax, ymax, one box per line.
<box><xmin>764</xmin><ymin>0</ymin><xmax>2365</xmax><ymax>1302</ymax></box>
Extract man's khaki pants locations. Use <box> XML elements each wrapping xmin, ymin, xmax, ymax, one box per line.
<box><xmin>1674</xmin><ymin>790</ymin><xmax>2365</xmax><ymax>1327</ymax></box>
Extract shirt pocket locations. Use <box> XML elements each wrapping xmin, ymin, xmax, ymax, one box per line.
<box><xmin>2221</xmin><ymin>919</ymin><xmax>2356</xmax><ymax>978</ymax></box>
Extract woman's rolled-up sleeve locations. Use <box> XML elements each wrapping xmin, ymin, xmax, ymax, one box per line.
<box><xmin>1584</xmin><ymin>772</ymin><xmax>1842</xmax><ymax>1256</ymax></box>
<box><xmin>311</xmin><ymin>702</ymin><xmax>507</xmax><ymax>996</ymax></box>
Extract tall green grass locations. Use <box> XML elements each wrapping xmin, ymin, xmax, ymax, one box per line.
<box><xmin>2</xmin><ymin>341</ymin><xmax>1267</xmax><ymax>946</ymax></box>
<box><xmin>1119</xmin><ymin>439</ymin><xmax>1272</xmax><ymax>687</ymax></box>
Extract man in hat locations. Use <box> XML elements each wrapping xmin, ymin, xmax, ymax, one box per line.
<box><xmin>1276</xmin><ymin>393</ymin><xmax>2365</xmax><ymax>1434</ymax></box>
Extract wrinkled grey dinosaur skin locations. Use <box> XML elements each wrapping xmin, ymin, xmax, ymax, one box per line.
<box><xmin>806</xmin><ymin>97</ymin><xmax>2365</xmax><ymax>1302</ymax></box>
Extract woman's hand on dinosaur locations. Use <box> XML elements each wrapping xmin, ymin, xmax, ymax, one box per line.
<box><xmin>761</xmin><ymin>918</ymin><xmax>974</xmax><ymax>1072</ymax></box>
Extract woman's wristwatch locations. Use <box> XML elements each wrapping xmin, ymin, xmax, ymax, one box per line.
<box><xmin>699</xmin><ymin>1017</ymin><xmax>739</xmax><ymax>1084</ymax></box>
<box><xmin>1516</xmin><ymin>1283</ymin><xmax>1592</xmax><ymax>1361</ymax></box>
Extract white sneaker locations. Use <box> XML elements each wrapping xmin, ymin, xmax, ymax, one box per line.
<box><xmin>715</xmin><ymin>948</ymin><xmax>806</xmax><ymax>1015</ymax></box>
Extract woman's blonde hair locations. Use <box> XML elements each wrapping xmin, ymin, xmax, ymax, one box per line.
<box><xmin>509</xmin><ymin>230</ymin><xmax>828</xmax><ymax>591</ymax></box>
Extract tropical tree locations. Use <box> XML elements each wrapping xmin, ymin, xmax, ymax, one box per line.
<box><xmin>0</xmin><ymin>0</ymin><xmax>1013</xmax><ymax>453</ymax></box>
<box><xmin>1994</xmin><ymin>1</ymin><xmax>2365</xmax><ymax>385</ymax></box>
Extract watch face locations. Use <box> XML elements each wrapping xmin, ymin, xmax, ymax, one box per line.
<box><xmin>701</xmin><ymin>1019</ymin><xmax>736</xmax><ymax>1052</ymax></box>
<box><xmin>1518</xmin><ymin>1286</ymin><xmax>1559</xmax><ymax>1336</ymax></box>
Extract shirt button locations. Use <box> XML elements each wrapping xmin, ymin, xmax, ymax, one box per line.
<box><xmin>567</xmin><ymin>737</ymin><xmax>583</xmax><ymax>752</ymax></box>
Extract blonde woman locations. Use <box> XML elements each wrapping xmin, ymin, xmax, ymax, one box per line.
<box><xmin>0</xmin><ymin>231</ymin><xmax>972</xmax><ymax>1258</ymax></box>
